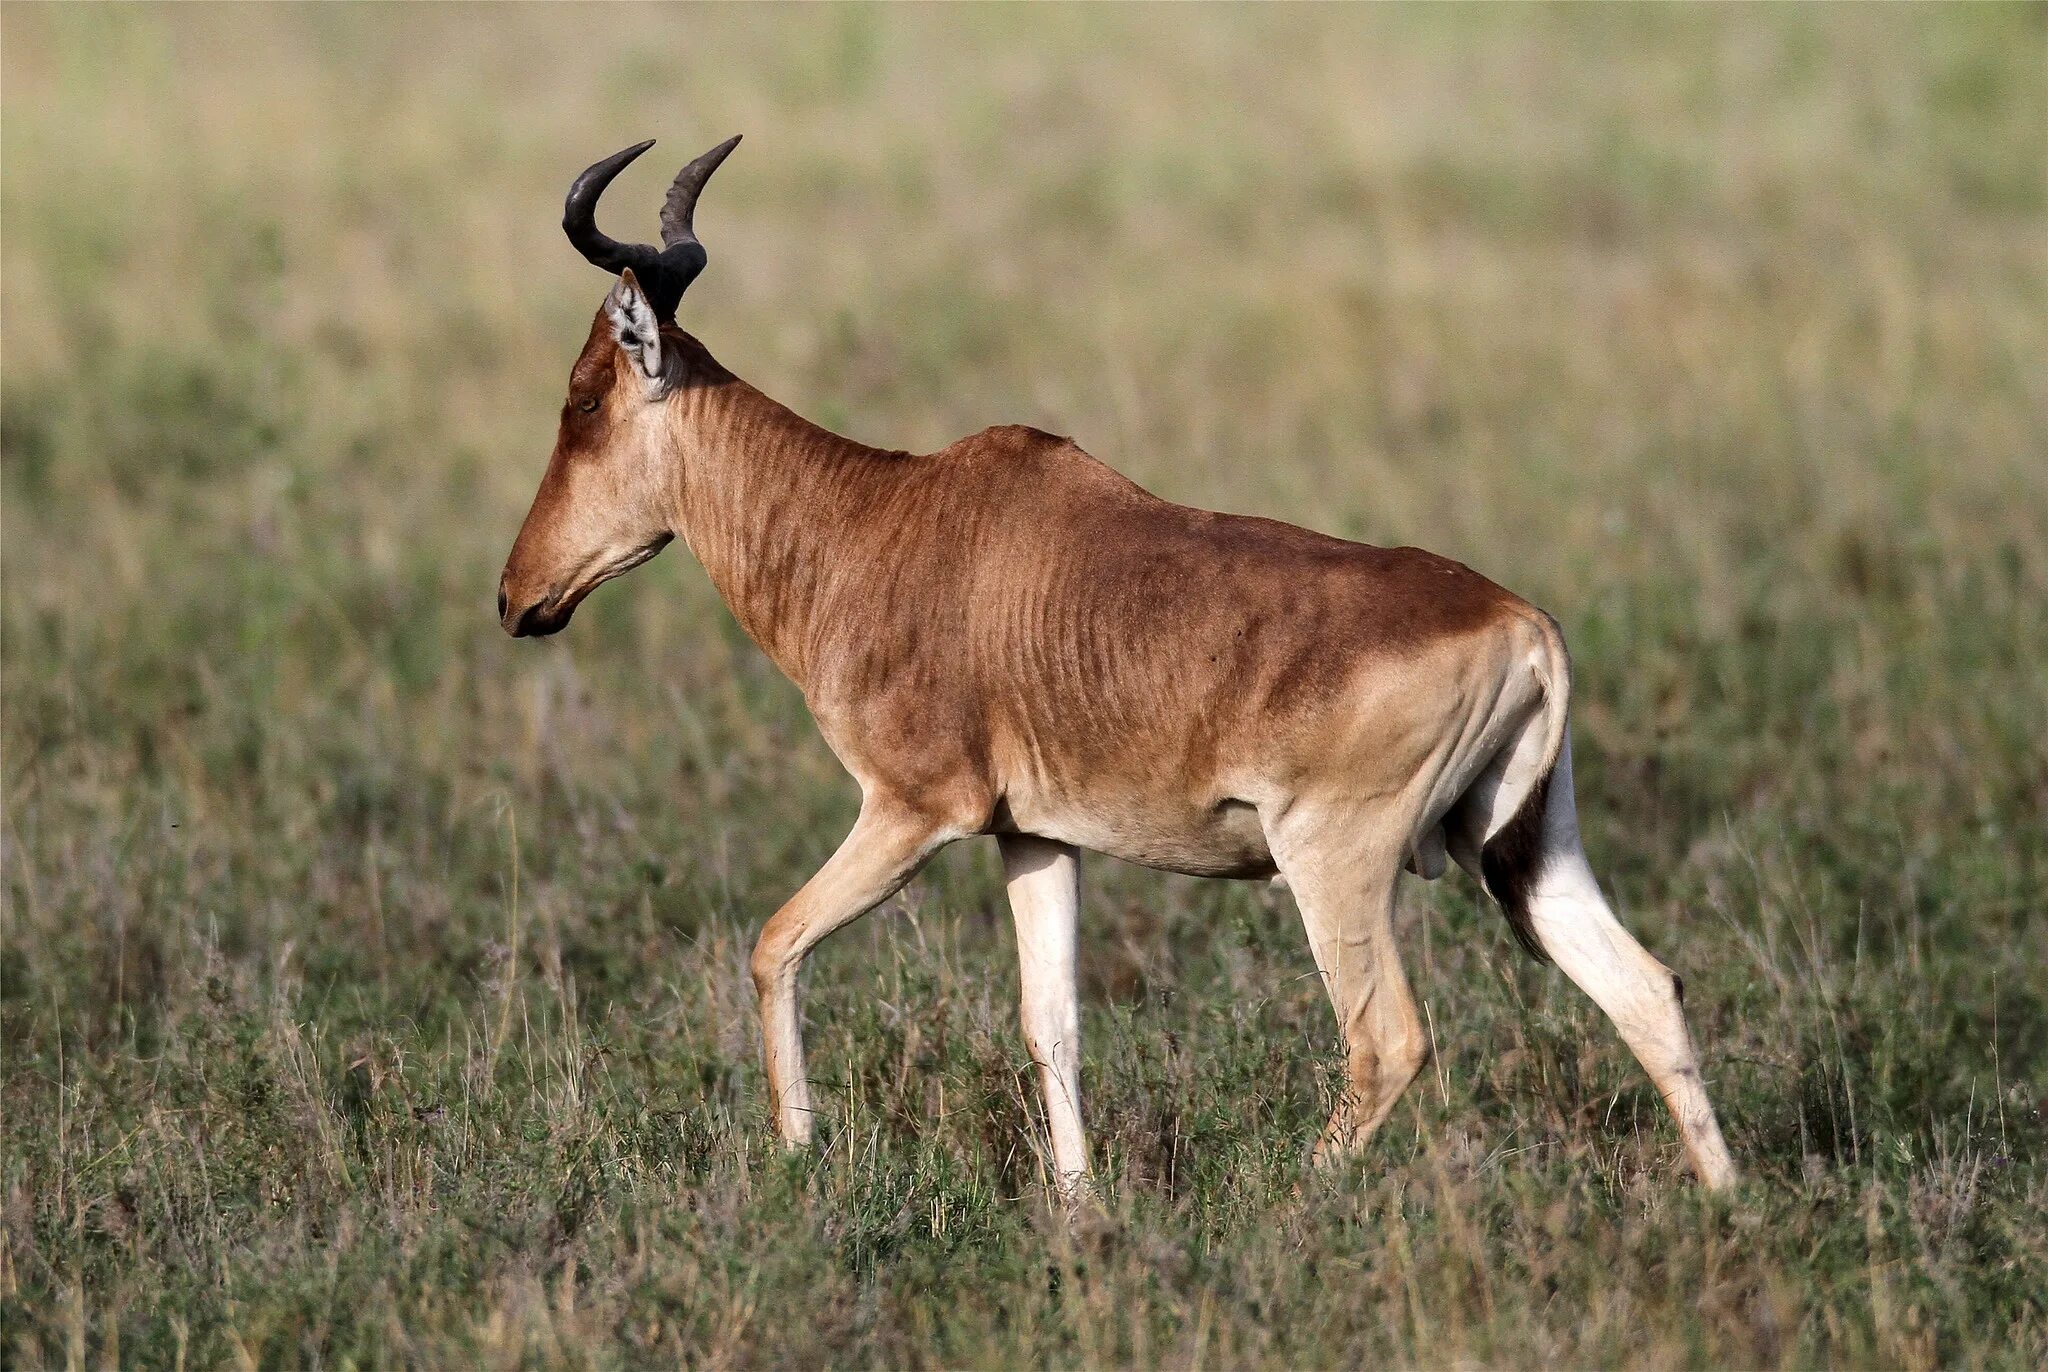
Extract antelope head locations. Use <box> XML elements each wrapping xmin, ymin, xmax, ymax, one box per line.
<box><xmin>498</xmin><ymin>136</ymin><xmax>741</xmax><ymax>637</ymax></box>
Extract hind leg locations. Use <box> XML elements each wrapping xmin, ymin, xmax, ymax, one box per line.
<box><xmin>1525</xmin><ymin>848</ymin><xmax>1738</xmax><ymax>1187</ymax></box>
<box><xmin>1486</xmin><ymin>743</ymin><xmax>1738</xmax><ymax>1188</ymax></box>
<box><xmin>1268</xmin><ymin>808</ymin><xmax>1426</xmax><ymax>1165</ymax></box>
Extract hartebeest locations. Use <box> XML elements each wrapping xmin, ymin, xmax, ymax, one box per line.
<box><xmin>498</xmin><ymin>137</ymin><xmax>1738</xmax><ymax>1192</ymax></box>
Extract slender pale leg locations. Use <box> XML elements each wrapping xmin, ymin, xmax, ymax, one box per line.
<box><xmin>999</xmin><ymin>834</ymin><xmax>1089</xmax><ymax>1189</ymax></box>
<box><xmin>750</xmin><ymin>799</ymin><xmax>954</xmax><ymax>1146</ymax></box>
<box><xmin>1268</xmin><ymin>813</ymin><xmax>1427</xmax><ymax>1165</ymax></box>
<box><xmin>1520</xmin><ymin>745</ymin><xmax>1739</xmax><ymax>1188</ymax></box>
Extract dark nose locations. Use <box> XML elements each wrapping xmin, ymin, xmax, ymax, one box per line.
<box><xmin>496</xmin><ymin>584</ymin><xmax>509</xmax><ymax>622</ymax></box>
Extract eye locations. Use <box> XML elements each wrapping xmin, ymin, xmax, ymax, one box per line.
<box><xmin>577</xmin><ymin>395</ymin><xmax>601</xmax><ymax>414</ymax></box>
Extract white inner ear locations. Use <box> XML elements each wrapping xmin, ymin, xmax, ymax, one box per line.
<box><xmin>606</xmin><ymin>282</ymin><xmax>667</xmax><ymax>386</ymax></box>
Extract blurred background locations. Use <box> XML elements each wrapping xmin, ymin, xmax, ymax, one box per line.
<box><xmin>3</xmin><ymin>4</ymin><xmax>2044</xmax><ymax>1366</ymax></box>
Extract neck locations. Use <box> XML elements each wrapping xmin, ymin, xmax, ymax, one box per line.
<box><xmin>660</xmin><ymin>333</ymin><xmax>901</xmax><ymax>684</ymax></box>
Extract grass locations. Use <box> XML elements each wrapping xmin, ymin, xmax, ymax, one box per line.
<box><xmin>3</xmin><ymin>3</ymin><xmax>2045</xmax><ymax>1366</ymax></box>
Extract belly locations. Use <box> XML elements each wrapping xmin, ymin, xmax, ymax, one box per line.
<box><xmin>992</xmin><ymin>791</ymin><xmax>1277</xmax><ymax>879</ymax></box>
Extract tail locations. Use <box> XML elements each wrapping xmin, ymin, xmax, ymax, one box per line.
<box><xmin>1478</xmin><ymin>611</ymin><xmax>1571</xmax><ymax>963</ymax></box>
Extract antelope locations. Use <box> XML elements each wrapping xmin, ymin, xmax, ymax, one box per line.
<box><xmin>497</xmin><ymin>136</ymin><xmax>1739</xmax><ymax>1194</ymax></box>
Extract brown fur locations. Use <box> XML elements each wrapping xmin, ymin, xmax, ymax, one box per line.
<box><xmin>498</xmin><ymin>300</ymin><xmax>1738</xmax><ymax>1190</ymax></box>
<box><xmin>504</xmin><ymin>319</ymin><xmax>1547</xmax><ymax>890</ymax></box>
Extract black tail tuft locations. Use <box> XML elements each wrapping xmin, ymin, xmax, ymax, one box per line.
<box><xmin>1479</xmin><ymin>768</ymin><xmax>1555</xmax><ymax>963</ymax></box>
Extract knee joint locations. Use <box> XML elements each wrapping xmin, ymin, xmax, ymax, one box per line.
<box><xmin>1392</xmin><ymin>1030</ymin><xmax>1429</xmax><ymax>1084</ymax></box>
<box><xmin>750</xmin><ymin>935</ymin><xmax>795</xmax><ymax>996</ymax></box>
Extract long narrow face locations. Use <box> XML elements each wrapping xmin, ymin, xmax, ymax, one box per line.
<box><xmin>498</xmin><ymin>134</ymin><xmax>740</xmax><ymax>638</ymax></box>
<box><xmin>497</xmin><ymin>282</ymin><xmax>677</xmax><ymax>636</ymax></box>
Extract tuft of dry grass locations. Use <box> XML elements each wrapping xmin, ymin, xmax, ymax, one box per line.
<box><xmin>3</xmin><ymin>4</ymin><xmax>2045</xmax><ymax>1367</ymax></box>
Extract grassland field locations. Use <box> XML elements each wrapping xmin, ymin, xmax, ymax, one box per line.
<box><xmin>3</xmin><ymin>4</ymin><xmax>2045</xmax><ymax>1367</ymax></box>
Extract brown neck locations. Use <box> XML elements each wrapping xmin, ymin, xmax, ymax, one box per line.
<box><xmin>661</xmin><ymin>333</ymin><xmax>901</xmax><ymax>686</ymax></box>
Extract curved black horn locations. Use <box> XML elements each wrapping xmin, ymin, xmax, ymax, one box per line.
<box><xmin>661</xmin><ymin>134</ymin><xmax>742</xmax><ymax>251</ymax></box>
<box><xmin>563</xmin><ymin>140</ymin><xmax>662</xmax><ymax>278</ymax></box>
<box><xmin>562</xmin><ymin>136</ymin><xmax>740</xmax><ymax>320</ymax></box>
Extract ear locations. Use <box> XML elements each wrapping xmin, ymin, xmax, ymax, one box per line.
<box><xmin>606</xmin><ymin>269</ymin><xmax>669</xmax><ymax>389</ymax></box>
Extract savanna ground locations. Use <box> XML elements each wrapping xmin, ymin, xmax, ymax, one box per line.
<box><xmin>3</xmin><ymin>4</ymin><xmax>2045</xmax><ymax>1367</ymax></box>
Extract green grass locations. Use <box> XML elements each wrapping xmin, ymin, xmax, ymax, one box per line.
<box><xmin>3</xmin><ymin>4</ymin><xmax>2045</xmax><ymax>1366</ymax></box>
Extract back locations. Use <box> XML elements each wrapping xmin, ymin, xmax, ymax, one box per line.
<box><xmin>833</xmin><ymin>425</ymin><xmax>1536</xmax><ymax>817</ymax></box>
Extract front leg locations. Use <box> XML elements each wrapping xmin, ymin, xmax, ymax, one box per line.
<box><xmin>749</xmin><ymin>798</ymin><xmax>956</xmax><ymax>1146</ymax></box>
<box><xmin>998</xmin><ymin>834</ymin><xmax>1090</xmax><ymax>1190</ymax></box>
